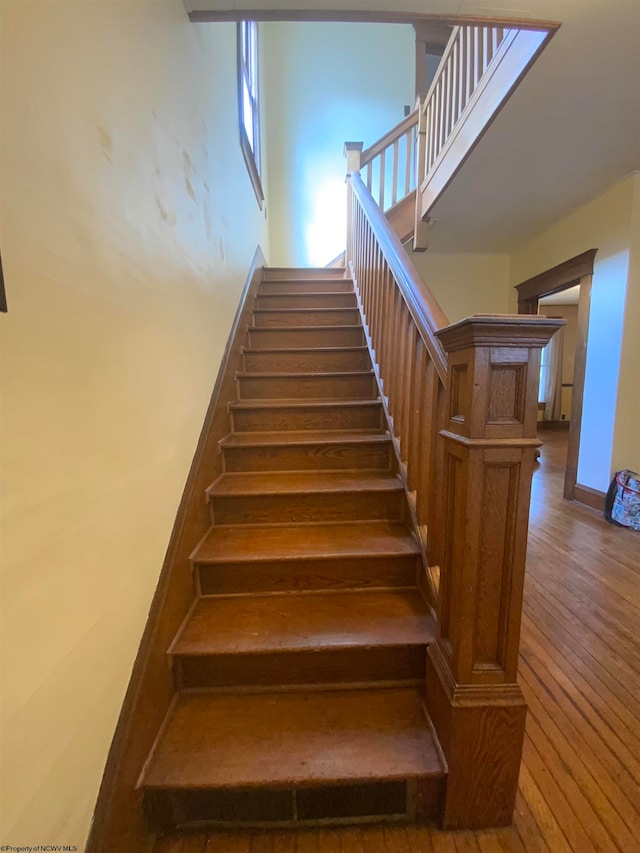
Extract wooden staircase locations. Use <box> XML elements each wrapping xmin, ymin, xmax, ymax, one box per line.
<box><xmin>137</xmin><ymin>266</ymin><xmax>446</xmax><ymax>832</ymax></box>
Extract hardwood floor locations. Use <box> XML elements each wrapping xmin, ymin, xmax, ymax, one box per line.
<box><xmin>155</xmin><ymin>428</ymin><xmax>640</xmax><ymax>852</ymax></box>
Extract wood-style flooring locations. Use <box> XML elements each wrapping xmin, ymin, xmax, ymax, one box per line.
<box><xmin>155</xmin><ymin>428</ymin><xmax>640</xmax><ymax>852</ymax></box>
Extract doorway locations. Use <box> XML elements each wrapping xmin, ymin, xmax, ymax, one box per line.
<box><xmin>515</xmin><ymin>249</ymin><xmax>597</xmax><ymax>503</ymax></box>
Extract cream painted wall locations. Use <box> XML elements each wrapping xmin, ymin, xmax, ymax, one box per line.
<box><xmin>406</xmin><ymin>251</ymin><xmax>510</xmax><ymax>324</ymax></box>
<box><xmin>612</xmin><ymin>173</ymin><xmax>640</xmax><ymax>475</ymax></box>
<box><xmin>0</xmin><ymin>2</ymin><xmax>267</xmax><ymax>848</ymax></box>
<box><xmin>263</xmin><ymin>21</ymin><xmax>415</xmax><ymax>266</ymax></box>
<box><xmin>509</xmin><ymin>175</ymin><xmax>636</xmax><ymax>492</ymax></box>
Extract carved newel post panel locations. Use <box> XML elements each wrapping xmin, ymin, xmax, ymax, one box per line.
<box><xmin>426</xmin><ymin>315</ymin><xmax>565</xmax><ymax>829</ymax></box>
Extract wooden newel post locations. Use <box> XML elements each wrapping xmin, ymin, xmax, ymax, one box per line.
<box><xmin>344</xmin><ymin>142</ymin><xmax>363</xmax><ymax>268</ymax></box>
<box><xmin>426</xmin><ymin>315</ymin><xmax>565</xmax><ymax>829</ymax></box>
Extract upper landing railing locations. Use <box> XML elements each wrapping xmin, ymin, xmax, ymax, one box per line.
<box><xmin>356</xmin><ymin>21</ymin><xmax>555</xmax><ymax>249</ymax></box>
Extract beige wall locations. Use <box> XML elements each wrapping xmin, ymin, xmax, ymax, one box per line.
<box><xmin>612</xmin><ymin>173</ymin><xmax>640</xmax><ymax>475</ymax></box>
<box><xmin>263</xmin><ymin>21</ymin><xmax>415</xmax><ymax>266</ymax></box>
<box><xmin>0</xmin><ymin>2</ymin><xmax>267</xmax><ymax>848</ymax></box>
<box><xmin>510</xmin><ymin>175</ymin><xmax>636</xmax><ymax>491</ymax></box>
<box><xmin>407</xmin><ymin>251</ymin><xmax>511</xmax><ymax>323</ymax></box>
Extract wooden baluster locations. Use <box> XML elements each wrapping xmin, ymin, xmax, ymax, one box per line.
<box><xmin>375</xmin><ymin>263</ymin><xmax>384</xmax><ymax>384</ymax></box>
<box><xmin>459</xmin><ymin>33</ymin><xmax>466</xmax><ymax>116</ymax></box>
<box><xmin>491</xmin><ymin>26</ymin><xmax>499</xmax><ymax>56</ymax></box>
<box><xmin>381</xmin><ymin>267</ymin><xmax>394</xmax><ymax>398</ymax></box>
<box><xmin>442</xmin><ymin>58</ymin><xmax>451</xmax><ymax>142</ymax></box>
<box><xmin>379</xmin><ymin>149</ymin><xmax>386</xmax><ymax>210</ymax></box>
<box><xmin>354</xmin><ymin>204</ymin><xmax>362</xmax><ymax>281</ymax></box>
<box><xmin>418</xmin><ymin>357</ymin><xmax>437</xmax><ymax>545</ymax></box>
<box><xmin>362</xmin><ymin>216</ymin><xmax>371</xmax><ymax>314</ymax></box>
<box><xmin>438</xmin><ymin>77</ymin><xmax>446</xmax><ymax>154</ymax></box>
<box><xmin>483</xmin><ymin>25</ymin><xmax>491</xmax><ymax>67</ymax></box>
<box><xmin>404</xmin><ymin>130</ymin><xmax>412</xmax><ymax>194</ymax></box>
<box><xmin>407</xmin><ymin>335</ymin><xmax>424</xmax><ymax>495</ymax></box>
<box><xmin>467</xmin><ymin>27</ymin><xmax>475</xmax><ymax>96</ymax></box>
<box><xmin>365</xmin><ymin>221</ymin><xmax>373</xmax><ymax>298</ymax></box>
<box><xmin>392</xmin><ymin>140</ymin><xmax>399</xmax><ymax>206</ymax></box>
<box><xmin>451</xmin><ymin>39</ymin><xmax>459</xmax><ymax>125</ymax></box>
<box><xmin>358</xmin><ymin>207</ymin><xmax>364</xmax><ymax>280</ymax></box>
<box><xmin>366</xmin><ymin>161</ymin><xmax>372</xmax><ymax>193</ymax></box>
<box><xmin>392</xmin><ymin>290</ymin><xmax>404</xmax><ymax>428</ymax></box>
<box><xmin>375</xmin><ymin>264</ymin><xmax>385</xmax><ymax>377</ymax></box>
<box><xmin>401</xmin><ymin>319</ymin><xmax>417</xmax><ymax>470</ymax></box>
<box><xmin>395</xmin><ymin>304</ymin><xmax>409</xmax><ymax>446</ymax></box>
<box><xmin>426</xmin><ymin>315</ymin><xmax>564</xmax><ymax>829</ymax></box>
<box><xmin>393</xmin><ymin>292</ymin><xmax>405</xmax><ymax>431</ymax></box>
<box><xmin>372</xmin><ymin>246</ymin><xmax>382</xmax><ymax>347</ymax></box>
<box><xmin>402</xmin><ymin>307</ymin><xmax>414</xmax><ymax>449</ymax></box>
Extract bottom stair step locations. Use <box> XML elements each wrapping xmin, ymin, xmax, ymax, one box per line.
<box><xmin>140</xmin><ymin>687</ymin><xmax>446</xmax><ymax>829</ymax></box>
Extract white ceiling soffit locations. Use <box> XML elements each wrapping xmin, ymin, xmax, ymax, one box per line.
<box><xmin>539</xmin><ymin>284</ymin><xmax>581</xmax><ymax>305</ymax></box>
<box><xmin>187</xmin><ymin>0</ymin><xmax>640</xmax><ymax>255</ymax></box>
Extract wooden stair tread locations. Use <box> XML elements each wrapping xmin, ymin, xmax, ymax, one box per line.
<box><xmin>257</xmin><ymin>291</ymin><xmax>356</xmax><ymax>297</ymax></box>
<box><xmin>208</xmin><ymin>470</ymin><xmax>402</xmax><ymax>497</ymax></box>
<box><xmin>236</xmin><ymin>370</ymin><xmax>374</xmax><ymax>379</ymax></box>
<box><xmin>140</xmin><ymin>687</ymin><xmax>444</xmax><ymax>790</ymax></box>
<box><xmin>249</xmin><ymin>324</ymin><xmax>363</xmax><ymax>331</ymax></box>
<box><xmin>170</xmin><ymin>590</ymin><xmax>434</xmax><ymax>656</ymax></box>
<box><xmin>263</xmin><ymin>269</ymin><xmax>347</xmax><ymax>279</ymax></box>
<box><xmin>191</xmin><ymin>521</ymin><xmax>420</xmax><ymax>564</ymax></box>
<box><xmin>220</xmin><ymin>430</ymin><xmax>389</xmax><ymax>446</ymax></box>
<box><xmin>243</xmin><ymin>346</ymin><xmax>368</xmax><ymax>354</ymax></box>
<box><xmin>230</xmin><ymin>398</ymin><xmax>381</xmax><ymax>410</ymax></box>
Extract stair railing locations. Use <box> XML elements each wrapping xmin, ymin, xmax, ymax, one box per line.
<box><xmin>360</xmin><ymin>107</ymin><xmax>419</xmax><ymax>214</ymax></box>
<box><xmin>344</xmin><ymin>155</ymin><xmax>563</xmax><ymax>828</ymax></box>
<box><xmin>353</xmin><ymin>22</ymin><xmax>555</xmax><ymax>250</ymax></box>
<box><xmin>415</xmin><ymin>23</ymin><xmax>552</xmax><ymax>240</ymax></box>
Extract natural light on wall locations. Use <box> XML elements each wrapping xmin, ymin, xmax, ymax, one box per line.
<box><xmin>304</xmin><ymin>177</ymin><xmax>347</xmax><ymax>266</ymax></box>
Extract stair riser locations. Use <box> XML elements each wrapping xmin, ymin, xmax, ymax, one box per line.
<box><xmin>263</xmin><ymin>268</ymin><xmax>346</xmax><ymax>281</ymax></box>
<box><xmin>253</xmin><ymin>310</ymin><xmax>361</xmax><ymax>328</ymax></box>
<box><xmin>197</xmin><ymin>555</ymin><xmax>419</xmax><ymax>595</ymax></box>
<box><xmin>222</xmin><ymin>441</ymin><xmax>392</xmax><ymax>473</ymax></box>
<box><xmin>175</xmin><ymin>646</ymin><xmax>426</xmax><ymax>690</ymax></box>
<box><xmin>230</xmin><ymin>404</ymin><xmax>383</xmax><ymax>433</ymax></box>
<box><xmin>248</xmin><ymin>327</ymin><xmax>365</xmax><ymax>348</ymax></box>
<box><xmin>209</xmin><ymin>489</ymin><xmax>404</xmax><ymax>525</ymax></box>
<box><xmin>259</xmin><ymin>280</ymin><xmax>353</xmax><ymax>294</ymax></box>
<box><xmin>237</xmin><ymin>374</ymin><xmax>377</xmax><ymax>400</ymax></box>
<box><xmin>243</xmin><ymin>349</ymin><xmax>371</xmax><ymax>373</ymax></box>
<box><xmin>144</xmin><ymin>777</ymin><xmax>442</xmax><ymax>830</ymax></box>
<box><xmin>256</xmin><ymin>293</ymin><xmax>357</xmax><ymax>309</ymax></box>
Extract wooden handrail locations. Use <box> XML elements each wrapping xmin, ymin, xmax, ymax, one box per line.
<box><xmin>361</xmin><ymin>108</ymin><xmax>418</xmax><ymax>166</ymax></box>
<box><xmin>345</xmin><ymin>165</ymin><xmax>564</xmax><ymax>828</ymax></box>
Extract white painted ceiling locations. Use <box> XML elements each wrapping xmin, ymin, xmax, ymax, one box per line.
<box><xmin>188</xmin><ymin>0</ymin><xmax>640</xmax><ymax>253</ymax></box>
